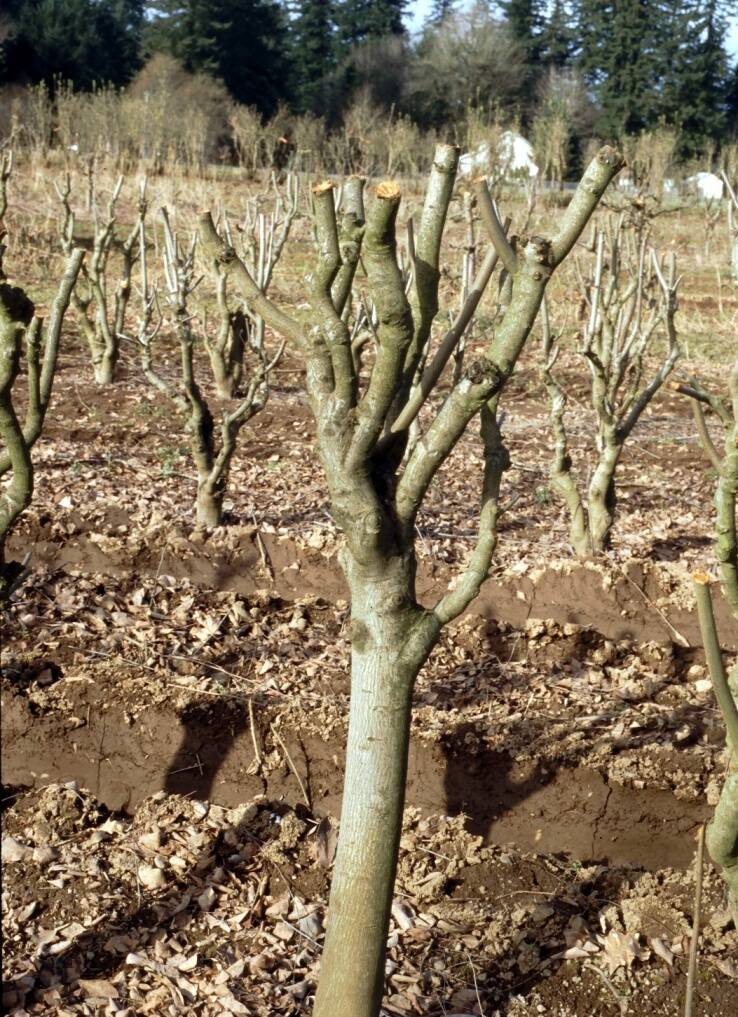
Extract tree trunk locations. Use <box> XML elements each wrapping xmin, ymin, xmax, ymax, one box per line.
<box><xmin>207</xmin><ymin>347</ymin><xmax>238</xmax><ymax>400</ymax></box>
<box><xmin>314</xmin><ymin>556</ymin><xmax>435</xmax><ymax>1017</ymax></box>
<box><xmin>93</xmin><ymin>352</ymin><xmax>117</xmax><ymax>385</ymax></box>
<box><xmin>195</xmin><ymin>485</ymin><xmax>223</xmax><ymax>527</ymax></box>
<box><xmin>587</xmin><ymin>445</ymin><xmax>621</xmax><ymax>553</ymax></box>
<box><xmin>716</xmin><ymin>440</ymin><xmax>738</xmax><ymax>618</ymax></box>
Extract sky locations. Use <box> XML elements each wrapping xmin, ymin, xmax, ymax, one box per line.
<box><xmin>406</xmin><ymin>0</ymin><xmax>738</xmax><ymax>58</ymax></box>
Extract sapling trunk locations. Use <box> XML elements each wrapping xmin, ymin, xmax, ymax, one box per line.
<box><xmin>676</xmin><ymin>363</ymin><xmax>738</xmax><ymax>618</ymax></box>
<box><xmin>200</xmin><ymin>144</ymin><xmax>624</xmax><ymax>1016</ymax></box>
<box><xmin>693</xmin><ymin>574</ymin><xmax>738</xmax><ymax>924</ymax></box>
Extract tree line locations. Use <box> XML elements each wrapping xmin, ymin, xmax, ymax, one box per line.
<box><xmin>1</xmin><ymin>0</ymin><xmax>737</xmax><ymax>162</ymax></box>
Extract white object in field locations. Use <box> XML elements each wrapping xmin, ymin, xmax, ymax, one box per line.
<box><xmin>458</xmin><ymin>130</ymin><xmax>539</xmax><ymax>179</ymax></box>
<box><xmin>662</xmin><ymin>178</ymin><xmax>677</xmax><ymax>194</ymax></box>
<box><xmin>685</xmin><ymin>172</ymin><xmax>724</xmax><ymax>201</ymax></box>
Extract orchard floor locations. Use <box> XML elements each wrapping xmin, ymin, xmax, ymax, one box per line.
<box><xmin>2</xmin><ymin>340</ymin><xmax>738</xmax><ymax>1015</ymax></box>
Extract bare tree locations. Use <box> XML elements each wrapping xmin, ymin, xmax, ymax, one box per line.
<box><xmin>0</xmin><ymin>214</ymin><xmax>84</xmax><ymax>595</ymax></box>
<box><xmin>200</xmin><ymin>143</ymin><xmax>623</xmax><ymax>1016</ymax></box>
<box><xmin>693</xmin><ymin>574</ymin><xmax>738</xmax><ymax>924</ymax></box>
<box><xmin>542</xmin><ymin>216</ymin><xmax>680</xmax><ymax>554</ymax></box>
<box><xmin>57</xmin><ymin>172</ymin><xmax>147</xmax><ymax>384</ymax></box>
<box><xmin>674</xmin><ymin>362</ymin><xmax>738</xmax><ymax>618</ymax></box>
<box><xmin>723</xmin><ymin>171</ymin><xmax>738</xmax><ymax>282</ymax></box>
<box><xmin>135</xmin><ymin>209</ymin><xmax>283</xmax><ymax>527</ymax></box>
<box><xmin>203</xmin><ymin>174</ymin><xmax>298</xmax><ymax>399</ymax></box>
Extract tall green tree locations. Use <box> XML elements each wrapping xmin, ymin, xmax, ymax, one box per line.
<box><xmin>1</xmin><ymin>0</ymin><xmax>144</xmax><ymax>88</ymax></box>
<box><xmin>337</xmin><ymin>0</ymin><xmax>407</xmax><ymax>48</ymax></box>
<box><xmin>657</xmin><ymin>0</ymin><xmax>731</xmax><ymax>154</ymax></box>
<box><xmin>575</xmin><ymin>0</ymin><xmax>660</xmax><ymax>137</ymax></box>
<box><xmin>539</xmin><ymin>0</ymin><xmax>574</xmax><ymax>69</ymax></box>
<box><xmin>425</xmin><ymin>0</ymin><xmax>456</xmax><ymax>25</ymax></box>
<box><xmin>499</xmin><ymin>0</ymin><xmax>545</xmax><ymax>61</ymax></box>
<box><xmin>288</xmin><ymin>0</ymin><xmax>338</xmax><ymax>114</ymax></box>
<box><xmin>144</xmin><ymin>0</ymin><xmax>289</xmax><ymax>114</ymax></box>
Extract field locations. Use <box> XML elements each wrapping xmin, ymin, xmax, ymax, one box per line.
<box><xmin>1</xmin><ymin>157</ymin><xmax>737</xmax><ymax>1015</ymax></box>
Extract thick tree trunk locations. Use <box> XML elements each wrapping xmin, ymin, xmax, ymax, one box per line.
<box><xmin>195</xmin><ymin>485</ymin><xmax>223</xmax><ymax>527</ymax></box>
<box><xmin>314</xmin><ymin>556</ymin><xmax>435</xmax><ymax>1017</ymax></box>
<box><xmin>208</xmin><ymin>348</ymin><xmax>238</xmax><ymax>400</ymax></box>
<box><xmin>93</xmin><ymin>352</ymin><xmax>117</xmax><ymax>385</ymax></box>
<box><xmin>587</xmin><ymin>445</ymin><xmax>621</xmax><ymax>553</ymax></box>
<box><xmin>716</xmin><ymin>438</ymin><xmax>738</xmax><ymax>618</ymax></box>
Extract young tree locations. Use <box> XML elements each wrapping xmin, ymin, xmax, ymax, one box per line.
<box><xmin>203</xmin><ymin>174</ymin><xmax>298</xmax><ymax>399</ymax></box>
<box><xmin>57</xmin><ymin>172</ymin><xmax>147</xmax><ymax>385</ymax></box>
<box><xmin>200</xmin><ymin>142</ymin><xmax>623</xmax><ymax>1016</ymax></box>
<box><xmin>692</xmin><ymin>575</ymin><xmax>738</xmax><ymax>924</ymax></box>
<box><xmin>135</xmin><ymin>208</ymin><xmax>284</xmax><ymax>526</ymax></box>
<box><xmin>0</xmin><ymin>166</ymin><xmax>84</xmax><ymax>595</ymax></box>
<box><xmin>674</xmin><ymin>360</ymin><xmax>738</xmax><ymax>618</ymax></box>
<box><xmin>542</xmin><ymin>220</ymin><xmax>680</xmax><ymax>554</ymax></box>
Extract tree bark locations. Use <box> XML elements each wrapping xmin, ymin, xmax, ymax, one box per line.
<box><xmin>314</xmin><ymin>553</ymin><xmax>436</xmax><ymax>1017</ymax></box>
<box><xmin>93</xmin><ymin>350</ymin><xmax>117</xmax><ymax>386</ymax></box>
<box><xmin>587</xmin><ymin>443</ymin><xmax>620</xmax><ymax>553</ymax></box>
<box><xmin>195</xmin><ymin>483</ymin><xmax>223</xmax><ymax>528</ymax></box>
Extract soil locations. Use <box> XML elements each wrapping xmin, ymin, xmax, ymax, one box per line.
<box><xmin>2</xmin><ymin>170</ymin><xmax>738</xmax><ymax>1015</ymax></box>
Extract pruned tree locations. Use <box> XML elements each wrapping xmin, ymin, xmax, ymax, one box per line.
<box><xmin>674</xmin><ymin>361</ymin><xmax>738</xmax><ymax>618</ymax></box>
<box><xmin>0</xmin><ymin>214</ymin><xmax>84</xmax><ymax>596</ymax></box>
<box><xmin>199</xmin><ymin>142</ymin><xmax>623</xmax><ymax>1016</ymax></box>
<box><xmin>723</xmin><ymin>170</ymin><xmax>738</xmax><ymax>282</ymax></box>
<box><xmin>542</xmin><ymin>216</ymin><xmax>680</xmax><ymax>554</ymax></box>
<box><xmin>202</xmin><ymin>173</ymin><xmax>298</xmax><ymax>399</ymax></box>
<box><xmin>693</xmin><ymin>573</ymin><xmax>738</xmax><ymax>925</ymax></box>
<box><xmin>57</xmin><ymin>171</ymin><xmax>148</xmax><ymax>384</ymax></box>
<box><xmin>134</xmin><ymin>209</ymin><xmax>283</xmax><ymax>527</ymax></box>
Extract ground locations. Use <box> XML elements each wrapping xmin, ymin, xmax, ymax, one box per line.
<box><xmin>1</xmin><ymin>159</ymin><xmax>737</xmax><ymax>1014</ymax></box>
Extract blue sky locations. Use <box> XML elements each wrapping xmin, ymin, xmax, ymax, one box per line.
<box><xmin>406</xmin><ymin>0</ymin><xmax>738</xmax><ymax>57</ymax></box>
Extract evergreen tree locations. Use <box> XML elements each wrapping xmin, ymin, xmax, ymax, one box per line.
<box><xmin>288</xmin><ymin>0</ymin><xmax>338</xmax><ymax>114</ymax></box>
<box><xmin>337</xmin><ymin>0</ymin><xmax>407</xmax><ymax>49</ymax></box>
<box><xmin>145</xmin><ymin>0</ymin><xmax>289</xmax><ymax>114</ymax></box>
<box><xmin>657</xmin><ymin>0</ymin><xmax>730</xmax><ymax>153</ymax></box>
<box><xmin>426</xmin><ymin>0</ymin><xmax>456</xmax><ymax>25</ymax></box>
<box><xmin>539</xmin><ymin>0</ymin><xmax>574</xmax><ymax>69</ymax></box>
<box><xmin>575</xmin><ymin>0</ymin><xmax>660</xmax><ymax>137</ymax></box>
<box><xmin>1</xmin><ymin>0</ymin><xmax>144</xmax><ymax>88</ymax></box>
<box><xmin>727</xmin><ymin>60</ymin><xmax>738</xmax><ymax>134</ymax></box>
<box><xmin>499</xmin><ymin>0</ymin><xmax>545</xmax><ymax>63</ymax></box>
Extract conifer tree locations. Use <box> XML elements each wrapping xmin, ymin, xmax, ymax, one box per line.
<box><xmin>499</xmin><ymin>0</ymin><xmax>545</xmax><ymax>63</ymax></box>
<box><xmin>575</xmin><ymin>0</ymin><xmax>659</xmax><ymax>137</ymax></box>
<box><xmin>288</xmin><ymin>0</ymin><xmax>338</xmax><ymax>113</ymax></box>
<box><xmin>540</xmin><ymin>0</ymin><xmax>574</xmax><ymax>69</ymax></box>
<box><xmin>1</xmin><ymin>0</ymin><xmax>143</xmax><ymax>88</ymax></box>
<box><xmin>426</xmin><ymin>0</ymin><xmax>456</xmax><ymax>25</ymax></box>
<box><xmin>657</xmin><ymin>0</ymin><xmax>730</xmax><ymax>154</ymax></box>
<box><xmin>337</xmin><ymin>0</ymin><xmax>407</xmax><ymax>48</ymax></box>
<box><xmin>148</xmin><ymin>0</ymin><xmax>289</xmax><ymax>114</ymax></box>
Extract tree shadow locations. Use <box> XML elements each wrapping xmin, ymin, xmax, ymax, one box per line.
<box><xmin>163</xmin><ymin>695</ymin><xmax>251</xmax><ymax>801</ymax></box>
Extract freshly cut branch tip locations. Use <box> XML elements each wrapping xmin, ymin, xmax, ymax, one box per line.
<box><xmin>376</xmin><ymin>181</ymin><xmax>401</xmax><ymax>201</ymax></box>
